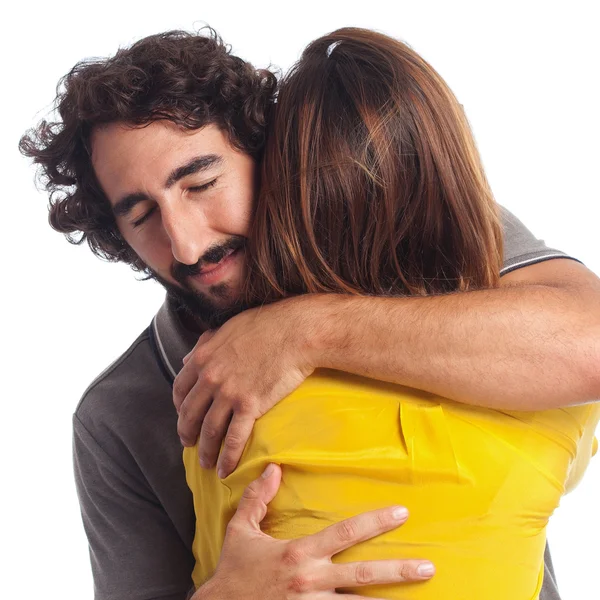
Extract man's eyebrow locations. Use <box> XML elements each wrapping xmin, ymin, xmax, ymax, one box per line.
<box><xmin>112</xmin><ymin>154</ymin><xmax>223</xmax><ymax>218</ymax></box>
<box><xmin>165</xmin><ymin>154</ymin><xmax>223</xmax><ymax>188</ymax></box>
<box><xmin>113</xmin><ymin>192</ymin><xmax>149</xmax><ymax>218</ymax></box>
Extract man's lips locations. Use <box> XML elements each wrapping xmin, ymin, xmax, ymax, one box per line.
<box><xmin>198</xmin><ymin>248</ymin><xmax>236</xmax><ymax>274</ymax></box>
<box><xmin>190</xmin><ymin>248</ymin><xmax>241</xmax><ymax>285</ymax></box>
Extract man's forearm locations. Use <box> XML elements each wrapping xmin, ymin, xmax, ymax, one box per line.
<box><xmin>307</xmin><ymin>265</ymin><xmax>600</xmax><ymax>410</ymax></box>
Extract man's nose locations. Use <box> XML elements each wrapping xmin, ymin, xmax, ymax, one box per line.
<box><xmin>161</xmin><ymin>205</ymin><xmax>205</xmax><ymax>266</ymax></box>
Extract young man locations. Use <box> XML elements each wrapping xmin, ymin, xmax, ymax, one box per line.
<box><xmin>21</xmin><ymin>29</ymin><xmax>599</xmax><ymax>600</ymax></box>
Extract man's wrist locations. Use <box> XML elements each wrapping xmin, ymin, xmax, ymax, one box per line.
<box><xmin>189</xmin><ymin>577</ymin><xmax>222</xmax><ymax>600</ymax></box>
<box><xmin>294</xmin><ymin>293</ymin><xmax>355</xmax><ymax>371</ymax></box>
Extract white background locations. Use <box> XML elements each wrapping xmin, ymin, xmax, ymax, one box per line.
<box><xmin>2</xmin><ymin>1</ymin><xmax>598</xmax><ymax>598</ymax></box>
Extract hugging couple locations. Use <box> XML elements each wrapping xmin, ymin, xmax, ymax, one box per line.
<box><xmin>21</xmin><ymin>25</ymin><xmax>600</xmax><ymax>600</ymax></box>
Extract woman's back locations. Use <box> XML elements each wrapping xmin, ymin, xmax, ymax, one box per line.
<box><xmin>186</xmin><ymin>29</ymin><xmax>600</xmax><ymax>599</ymax></box>
<box><xmin>185</xmin><ymin>370</ymin><xmax>600</xmax><ymax>599</ymax></box>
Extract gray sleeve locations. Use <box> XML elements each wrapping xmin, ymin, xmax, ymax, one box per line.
<box><xmin>73</xmin><ymin>414</ymin><xmax>193</xmax><ymax>600</ymax></box>
<box><xmin>499</xmin><ymin>205</ymin><xmax>582</xmax><ymax>275</ymax></box>
<box><xmin>540</xmin><ymin>544</ymin><xmax>562</xmax><ymax>600</ymax></box>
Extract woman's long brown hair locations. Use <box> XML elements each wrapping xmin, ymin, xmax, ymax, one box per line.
<box><xmin>246</xmin><ymin>28</ymin><xmax>503</xmax><ymax>305</ymax></box>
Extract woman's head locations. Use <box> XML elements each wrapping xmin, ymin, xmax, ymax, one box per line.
<box><xmin>247</xmin><ymin>27</ymin><xmax>503</xmax><ymax>304</ymax></box>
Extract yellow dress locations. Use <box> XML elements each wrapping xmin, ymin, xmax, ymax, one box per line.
<box><xmin>184</xmin><ymin>370</ymin><xmax>599</xmax><ymax>599</ymax></box>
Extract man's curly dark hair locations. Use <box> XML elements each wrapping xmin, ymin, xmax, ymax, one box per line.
<box><xmin>19</xmin><ymin>28</ymin><xmax>278</xmax><ymax>273</ymax></box>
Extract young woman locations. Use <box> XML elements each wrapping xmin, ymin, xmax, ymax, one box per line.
<box><xmin>184</xmin><ymin>28</ymin><xmax>599</xmax><ymax>599</ymax></box>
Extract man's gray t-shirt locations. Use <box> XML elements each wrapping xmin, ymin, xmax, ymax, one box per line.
<box><xmin>74</xmin><ymin>206</ymin><xmax>575</xmax><ymax>600</ymax></box>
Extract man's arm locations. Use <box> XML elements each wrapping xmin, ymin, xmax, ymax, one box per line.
<box><xmin>175</xmin><ymin>259</ymin><xmax>600</xmax><ymax>476</ymax></box>
<box><xmin>309</xmin><ymin>256</ymin><xmax>600</xmax><ymax>410</ymax></box>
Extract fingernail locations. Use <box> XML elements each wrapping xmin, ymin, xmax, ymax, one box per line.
<box><xmin>217</xmin><ymin>468</ymin><xmax>225</xmax><ymax>479</ymax></box>
<box><xmin>417</xmin><ymin>562</ymin><xmax>435</xmax><ymax>577</ymax></box>
<box><xmin>392</xmin><ymin>507</ymin><xmax>409</xmax><ymax>521</ymax></box>
<box><xmin>262</xmin><ymin>464</ymin><xmax>275</xmax><ymax>479</ymax></box>
<box><xmin>200</xmin><ymin>458</ymin><xmax>209</xmax><ymax>469</ymax></box>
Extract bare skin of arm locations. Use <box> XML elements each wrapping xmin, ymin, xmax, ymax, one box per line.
<box><xmin>313</xmin><ymin>258</ymin><xmax>600</xmax><ymax>410</ymax></box>
<box><xmin>173</xmin><ymin>258</ymin><xmax>600</xmax><ymax>476</ymax></box>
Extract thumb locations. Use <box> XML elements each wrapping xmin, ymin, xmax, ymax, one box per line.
<box><xmin>232</xmin><ymin>464</ymin><xmax>282</xmax><ymax>531</ymax></box>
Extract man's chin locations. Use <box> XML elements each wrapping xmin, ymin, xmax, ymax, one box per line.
<box><xmin>149</xmin><ymin>271</ymin><xmax>247</xmax><ymax>329</ymax></box>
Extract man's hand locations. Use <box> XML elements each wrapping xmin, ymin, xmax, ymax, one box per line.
<box><xmin>192</xmin><ymin>464</ymin><xmax>435</xmax><ymax>600</ymax></box>
<box><xmin>174</xmin><ymin>298</ymin><xmax>316</xmax><ymax>478</ymax></box>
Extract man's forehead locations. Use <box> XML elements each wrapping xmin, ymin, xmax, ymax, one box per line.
<box><xmin>90</xmin><ymin>122</ymin><xmax>229</xmax><ymax>202</ymax></box>
<box><xmin>91</xmin><ymin>121</ymin><xmax>228</xmax><ymax>160</ymax></box>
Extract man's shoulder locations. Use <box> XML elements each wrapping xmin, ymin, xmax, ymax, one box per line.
<box><xmin>77</xmin><ymin>327</ymin><xmax>153</xmax><ymax>399</ymax></box>
<box><xmin>74</xmin><ymin>324</ymin><xmax>173</xmax><ymax>443</ymax></box>
<box><xmin>499</xmin><ymin>205</ymin><xmax>579</xmax><ymax>275</ymax></box>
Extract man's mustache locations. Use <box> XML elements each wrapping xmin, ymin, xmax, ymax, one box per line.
<box><xmin>171</xmin><ymin>236</ymin><xmax>246</xmax><ymax>283</ymax></box>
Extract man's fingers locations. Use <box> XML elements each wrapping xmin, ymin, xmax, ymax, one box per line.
<box><xmin>176</xmin><ymin>381</ymin><xmax>213</xmax><ymax>447</ymax></box>
<box><xmin>172</xmin><ymin>363</ymin><xmax>198</xmax><ymax>413</ymax></box>
<box><xmin>326</xmin><ymin>559</ymin><xmax>435</xmax><ymax>589</ymax></box>
<box><xmin>303</xmin><ymin>506</ymin><xmax>409</xmax><ymax>558</ymax></box>
<box><xmin>198</xmin><ymin>400</ymin><xmax>232</xmax><ymax>469</ymax></box>
<box><xmin>314</xmin><ymin>557</ymin><xmax>435</xmax><ymax>598</ymax></box>
<box><xmin>230</xmin><ymin>463</ymin><xmax>281</xmax><ymax>530</ymax></box>
<box><xmin>216</xmin><ymin>414</ymin><xmax>256</xmax><ymax>479</ymax></box>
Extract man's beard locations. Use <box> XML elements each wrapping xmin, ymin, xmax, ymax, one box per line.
<box><xmin>148</xmin><ymin>236</ymin><xmax>249</xmax><ymax>329</ymax></box>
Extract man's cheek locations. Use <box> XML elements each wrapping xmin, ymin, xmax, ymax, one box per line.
<box><xmin>127</xmin><ymin>228</ymin><xmax>171</xmax><ymax>268</ymax></box>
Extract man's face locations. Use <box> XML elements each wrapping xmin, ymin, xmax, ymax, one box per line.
<box><xmin>91</xmin><ymin>122</ymin><xmax>256</xmax><ymax>326</ymax></box>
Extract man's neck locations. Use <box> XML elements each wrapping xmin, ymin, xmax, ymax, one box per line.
<box><xmin>178</xmin><ymin>308</ymin><xmax>207</xmax><ymax>335</ymax></box>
